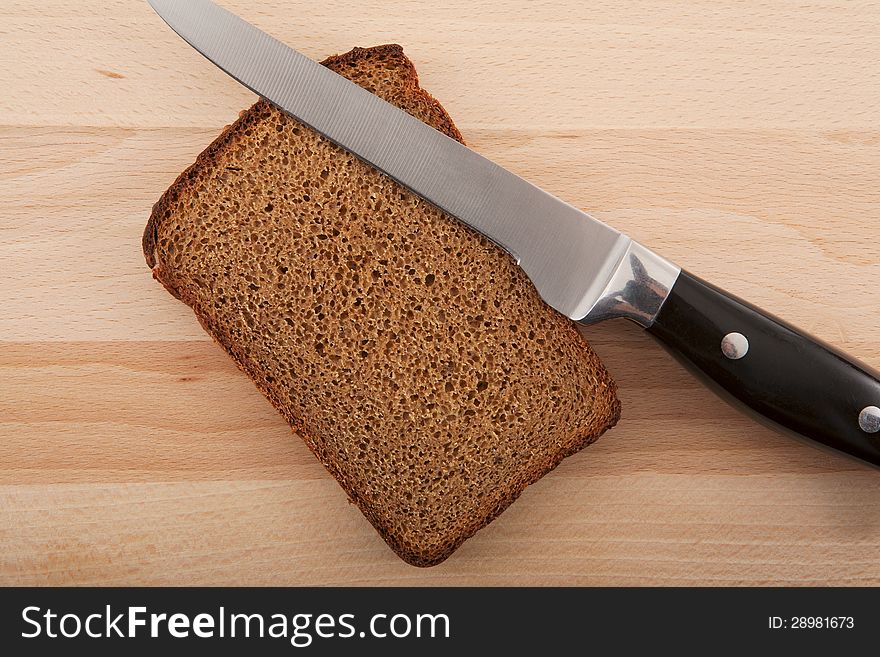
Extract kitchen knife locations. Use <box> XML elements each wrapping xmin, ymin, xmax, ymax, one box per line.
<box><xmin>147</xmin><ymin>0</ymin><xmax>880</xmax><ymax>466</ymax></box>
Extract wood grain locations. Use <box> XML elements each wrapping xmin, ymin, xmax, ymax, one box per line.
<box><xmin>1</xmin><ymin>0</ymin><xmax>879</xmax><ymax>585</ymax></box>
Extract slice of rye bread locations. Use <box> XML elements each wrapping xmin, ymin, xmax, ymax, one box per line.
<box><xmin>144</xmin><ymin>44</ymin><xmax>620</xmax><ymax>566</ymax></box>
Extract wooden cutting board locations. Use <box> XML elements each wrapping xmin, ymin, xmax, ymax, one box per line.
<box><xmin>2</xmin><ymin>0</ymin><xmax>879</xmax><ymax>585</ymax></box>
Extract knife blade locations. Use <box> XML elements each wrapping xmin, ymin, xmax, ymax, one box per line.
<box><xmin>147</xmin><ymin>0</ymin><xmax>880</xmax><ymax>467</ymax></box>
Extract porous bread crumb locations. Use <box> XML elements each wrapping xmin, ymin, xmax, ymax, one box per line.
<box><xmin>144</xmin><ymin>44</ymin><xmax>620</xmax><ymax>566</ymax></box>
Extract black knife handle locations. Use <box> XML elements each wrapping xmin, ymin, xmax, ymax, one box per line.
<box><xmin>647</xmin><ymin>270</ymin><xmax>880</xmax><ymax>466</ymax></box>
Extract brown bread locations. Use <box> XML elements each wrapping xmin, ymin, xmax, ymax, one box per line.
<box><xmin>143</xmin><ymin>44</ymin><xmax>620</xmax><ymax>566</ymax></box>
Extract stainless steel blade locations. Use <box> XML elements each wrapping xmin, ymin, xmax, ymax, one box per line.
<box><xmin>148</xmin><ymin>0</ymin><xmax>678</xmax><ymax>322</ymax></box>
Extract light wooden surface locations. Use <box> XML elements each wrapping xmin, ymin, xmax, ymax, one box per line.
<box><xmin>2</xmin><ymin>0</ymin><xmax>880</xmax><ymax>585</ymax></box>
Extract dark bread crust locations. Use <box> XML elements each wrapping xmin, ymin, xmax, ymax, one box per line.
<box><xmin>144</xmin><ymin>45</ymin><xmax>620</xmax><ymax>567</ymax></box>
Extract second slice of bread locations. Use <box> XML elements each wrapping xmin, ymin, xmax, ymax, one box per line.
<box><xmin>144</xmin><ymin>44</ymin><xmax>620</xmax><ymax>566</ymax></box>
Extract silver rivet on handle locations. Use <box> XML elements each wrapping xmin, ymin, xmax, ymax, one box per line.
<box><xmin>858</xmin><ymin>406</ymin><xmax>880</xmax><ymax>434</ymax></box>
<box><xmin>721</xmin><ymin>332</ymin><xmax>749</xmax><ymax>360</ymax></box>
